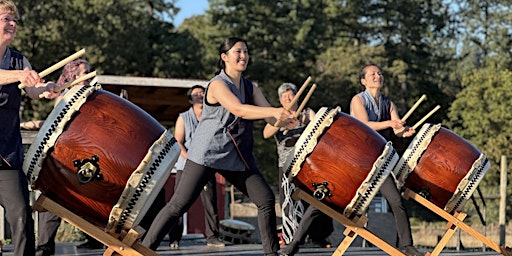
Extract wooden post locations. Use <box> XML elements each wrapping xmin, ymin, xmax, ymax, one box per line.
<box><xmin>500</xmin><ymin>155</ymin><xmax>507</xmax><ymax>246</ymax></box>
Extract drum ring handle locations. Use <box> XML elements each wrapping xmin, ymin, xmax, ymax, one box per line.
<box><xmin>73</xmin><ymin>155</ymin><xmax>103</xmax><ymax>184</ymax></box>
<box><xmin>311</xmin><ymin>181</ymin><xmax>332</xmax><ymax>201</ymax></box>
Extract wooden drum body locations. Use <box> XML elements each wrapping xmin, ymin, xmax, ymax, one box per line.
<box><xmin>284</xmin><ymin>107</ymin><xmax>398</xmax><ymax>217</ymax></box>
<box><xmin>392</xmin><ymin>123</ymin><xmax>489</xmax><ymax>213</ymax></box>
<box><xmin>23</xmin><ymin>84</ymin><xmax>180</xmax><ymax>234</ymax></box>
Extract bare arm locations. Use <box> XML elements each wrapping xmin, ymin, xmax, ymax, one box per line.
<box><xmin>351</xmin><ymin>95</ymin><xmax>415</xmax><ymax>137</ymax></box>
<box><xmin>263</xmin><ymin>107</ymin><xmax>316</xmax><ymax>139</ymax></box>
<box><xmin>207</xmin><ymin>80</ymin><xmax>290</xmax><ymax>125</ymax></box>
<box><xmin>263</xmin><ymin>123</ymin><xmax>280</xmax><ymax>139</ymax></box>
<box><xmin>0</xmin><ymin>57</ymin><xmax>59</xmax><ymax>99</ymax></box>
<box><xmin>173</xmin><ymin>115</ymin><xmax>188</xmax><ymax>159</ymax></box>
<box><xmin>350</xmin><ymin>95</ymin><xmax>403</xmax><ymax>131</ymax></box>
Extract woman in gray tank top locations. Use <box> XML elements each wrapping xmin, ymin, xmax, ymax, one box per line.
<box><xmin>350</xmin><ymin>64</ymin><xmax>421</xmax><ymax>256</ymax></box>
<box><xmin>142</xmin><ymin>37</ymin><xmax>293</xmax><ymax>256</ymax></box>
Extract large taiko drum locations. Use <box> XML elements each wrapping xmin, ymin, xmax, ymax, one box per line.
<box><xmin>284</xmin><ymin>107</ymin><xmax>398</xmax><ymax>217</ymax></box>
<box><xmin>23</xmin><ymin>84</ymin><xmax>180</xmax><ymax>234</ymax></box>
<box><xmin>392</xmin><ymin>123</ymin><xmax>489</xmax><ymax>213</ymax></box>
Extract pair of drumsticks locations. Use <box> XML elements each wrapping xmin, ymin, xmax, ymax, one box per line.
<box><xmin>401</xmin><ymin>94</ymin><xmax>441</xmax><ymax>130</ymax></box>
<box><xmin>18</xmin><ymin>48</ymin><xmax>97</xmax><ymax>97</ymax></box>
<box><xmin>273</xmin><ymin>76</ymin><xmax>317</xmax><ymax>135</ymax></box>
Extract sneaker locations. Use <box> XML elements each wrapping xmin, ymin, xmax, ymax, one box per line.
<box><xmin>405</xmin><ymin>245</ymin><xmax>422</xmax><ymax>256</ymax></box>
<box><xmin>169</xmin><ymin>241</ymin><xmax>179</xmax><ymax>249</ymax></box>
<box><xmin>206</xmin><ymin>238</ymin><xmax>225</xmax><ymax>247</ymax></box>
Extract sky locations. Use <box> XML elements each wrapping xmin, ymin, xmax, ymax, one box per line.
<box><xmin>173</xmin><ymin>0</ymin><xmax>209</xmax><ymax>26</ymax></box>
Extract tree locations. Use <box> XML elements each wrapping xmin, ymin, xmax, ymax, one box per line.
<box><xmin>12</xmin><ymin>0</ymin><xmax>178</xmax><ymax>121</ymax></box>
<box><xmin>446</xmin><ymin>66</ymin><xmax>512</xmax><ymax>221</ymax></box>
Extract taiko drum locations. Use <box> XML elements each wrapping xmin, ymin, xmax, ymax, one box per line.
<box><xmin>284</xmin><ymin>107</ymin><xmax>398</xmax><ymax>217</ymax></box>
<box><xmin>23</xmin><ymin>84</ymin><xmax>180</xmax><ymax>234</ymax></box>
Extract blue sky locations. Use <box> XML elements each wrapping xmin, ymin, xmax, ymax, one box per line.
<box><xmin>173</xmin><ymin>0</ymin><xmax>209</xmax><ymax>26</ymax></box>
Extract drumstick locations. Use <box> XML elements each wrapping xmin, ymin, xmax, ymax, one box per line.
<box><xmin>38</xmin><ymin>71</ymin><xmax>97</xmax><ymax>98</ymax></box>
<box><xmin>273</xmin><ymin>76</ymin><xmax>311</xmax><ymax>127</ymax></box>
<box><xmin>19</xmin><ymin>48</ymin><xmax>86</xmax><ymax>89</ymax></box>
<box><xmin>283</xmin><ymin>83</ymin><xmax>317</xmax><ymax>135</ymax></box>
<box><xmin>412</xmin><ymin>105</ymin><xmax>441</xmax><ymax>130</ymax></box>
<box><xmin>401</xmin><ymin>94</ymin><xmax>427</xmax><ymax>122</ymax></box>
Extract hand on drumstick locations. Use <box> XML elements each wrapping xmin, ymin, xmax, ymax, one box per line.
<box><xmin>395</xmin><ymin>126</ymin><xmax>416</xmax><ymax>138</ymax></box>
<box><xmin>391</xmin><ymin>120</ymin><xmax>416</xmax><ymax>138</ymax></box>
<box><xmin>37</xmin><ymin>82</ymin><xmax>61</xmax><ymax>99</ymax></box>
<box><xmin>19</xmin><ymin>69</ymin><xmax>45</xmax><ymax>87</ymax></box>
<box><xmin>273</xmin><ymin>107</ymin><xmax>294</xmax><ymax>127</ymax></box>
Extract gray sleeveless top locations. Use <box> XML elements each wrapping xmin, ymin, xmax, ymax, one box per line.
<box><xmin>174</xmin><ymin>107</ymin><xmax>199</xmax><ymax>171</ymax></box>
<box><xmin>353</xmin><ymin>90</ymin><xmax>392</xmax><ymax>140</ymax></box>
<box><xmin>187</xmin><ymin>70</ymin><xmax>256</xmax><ymax>172</ymax></box>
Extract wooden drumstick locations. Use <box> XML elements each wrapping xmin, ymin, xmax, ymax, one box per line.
<box><xmin>273</xmin><ymin>76</ymin><xmax>312</xmax><ymax>127</ymax></box>
<box><xmin>38</xmin><ymin>71</ymin><xmax>97</xmax><ymax>98</ymax></box>
<box><xmin>412</xmin><ymin>105</ymin><xmax>441</xmax><ymax>130</ymax></box>
<box><xmin>283</xmin><ymin>83</ymin><xmax>317</xmax><ymax>135</ymax></box>
<box><xmin>19</xmin><ymin>48</ymin><xmax>86</xmax><ymax>89</ymax></box>
<box><xmin>401</xmin><ymin>94</ymin><xmax>427</xmax><ymax>122</ymax></box>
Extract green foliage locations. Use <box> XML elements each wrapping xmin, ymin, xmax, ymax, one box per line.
<box><xmin>445</xmin><ymin>67</ymin><xmax>512</xmax><ymax>222</ymax></box>
<box><xmin>9</xmin><ymin>0</ymin><xmax>512</xmax><ymax>224</ymax></box>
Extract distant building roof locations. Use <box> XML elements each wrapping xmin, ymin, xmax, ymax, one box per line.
<box><xmin>97</xmin><ymin>75</ymin><xmax>209</xmax><ymax>127</ymax></box>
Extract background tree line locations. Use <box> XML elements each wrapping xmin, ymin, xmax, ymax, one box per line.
<box><xmin>13</xmin><ymin>0</ymin><xmax>511</xmax><ymax>224</ymax></box>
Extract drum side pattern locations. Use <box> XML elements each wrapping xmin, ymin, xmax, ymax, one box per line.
<box><xmin>293</xmin><ymin>110</ymin><xmax>389</xmax><ymax>216</ymax></box>
<box><xmin>400</xmin><ymin>124</ymin><xmax>484</xmax><ymax>211</ymax></box>
<box><xmin>112</xmin><ymin>132</ymin><xmax>179</xmax><ymax>233</ymax></box>
<box><xmin>37</xmin><ymin>90</ymin><xmax>165</xmax><ymax>228</ymax></box>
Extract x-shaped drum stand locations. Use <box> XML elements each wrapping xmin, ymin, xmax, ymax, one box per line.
<box><xmin>402</xmin><ymin>188</ymin><xmax>511</xmax><ymax>256</ymax></box>
<box><xmin>292</xmin><ymin>188</ymin><xmax>407</xmax><ymax>256</ymax></box>
<box><xmin>34</xmin><ymin>195</ymin><xmax>158</xmax><ymax>256</ymax></box>
<box><xmin>293</xmin><ymin>188</ymin><xmax>511</xmax><ymax>256</ymax></box>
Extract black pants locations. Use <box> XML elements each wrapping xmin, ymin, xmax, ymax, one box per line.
<box><xmin>168</xmin><ymin>169</ymin><xmax>220</xmax><ymax>243</ymax></box>
<box><xmin>37</xmin><ymin>211</ymin><xmax>60</xmax><ymax>250</ymax></box>
<box><xmin>285</xmin><ymin>204</ymin><xmax>333</xmax><ymax>249</ymax></box>
<box><xmin>0</xmin><ymin>169</ymin><xmax>35</xmax><ymax>256</ymax></box>
<box><xmin>379</xmin><ymin>176</ymin><xmax>413</xmax><ymax>247</ymax></box>
<box><xmin>142</xmin><ymin>160</ymin><xmax>279</xmax><ymax>254</ymax></box>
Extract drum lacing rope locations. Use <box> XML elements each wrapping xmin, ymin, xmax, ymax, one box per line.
<box><xmin>447</xmin><ymin>156</ymin><xmax>489</xmax><ymax>213</ymax></box>
<box><xmin>25</xmin><ymin>85</ymin><xmax>91</xmax><ymax>182</ymax></box>
<box><xmin>350</xmin><ymin>146</ymin><xmax>397</xmax><ymax>216</ymax></box>
<box><xmin>114</xmin><ymin>136</ymin><xmax>178</xmax><ymax>233</ymax></box>
<box><xmin>393</xmin><ymin>123</ymin><xmax>435</xmax><ymax>186</ymax></box>
<box><xmin>285</xmin><ymin>109</ymin><xmax>330</xmax><ymax>178</ymax></box>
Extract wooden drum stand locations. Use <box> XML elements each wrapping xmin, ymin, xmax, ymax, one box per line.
<box><xmin>292</xmin><ymin>188</ymin><xmax>407</xmax><ymax>256</ymax></box>
<box><xmin>402</xmin><ymin>188</ymin><xmax>511</xmax><ymax>256</ymax></box>
<box><xmin>293</xmin><ymin>187</ymin><xmax>512</xmax><ymax>256</ymax></box>
<box><xmin>34</xmin><ymin>195</ymin><xmax>158</xmax><ymax>256</ymax></box>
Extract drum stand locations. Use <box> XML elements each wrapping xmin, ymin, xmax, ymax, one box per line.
<box><xmin>292</xmin><ymin>188</ymin><xmax>407</xmax><ymax>256</ymax></box>
<box><xmin>402</xmin><ymin>188</ymin><xmax>511</xmax><ymax>256</ymax></box>
<box><xmin>34</xmin><ymin>195</ymin><xmax>158</xmax><ymax>256</ymax></box>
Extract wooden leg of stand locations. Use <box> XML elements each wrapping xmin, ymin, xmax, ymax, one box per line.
<box><xmin>333</xmin><ymin>215</ymin><xmax>368</xmax><ymax>256</ymax></box>
<box><xmin>35</xmin><ymin>195</ymin><xmax>158</xmax><ymax>256</ymax></box>
<box><xmin>404</xmin><ymin>188</ymin><xmax>511</xmax><ymax>256</ymax></box>
<box><xmin>104</xmin><ymin>228</ymin><xmax>142</xmax><ymax>256</ymax></box>
<box><xmin>293</xmin><ymin>189</ymin><xmax>406</xmax><ymax>256</ymax></box>
<box><xmin>426</xmin><ymin>212</ymin><xmax>467</xmax><ymax>256</ymax></box>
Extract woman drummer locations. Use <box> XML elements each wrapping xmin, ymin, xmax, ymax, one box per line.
<box><xmin>350</xmin><ymin>63</ymin><xmax>421</xmax><ymax>256</ymax></box>
<box><xmin>141</xmin><ymin>37</ymin><xmax>292</xmax><ymax>255</ymax></box>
